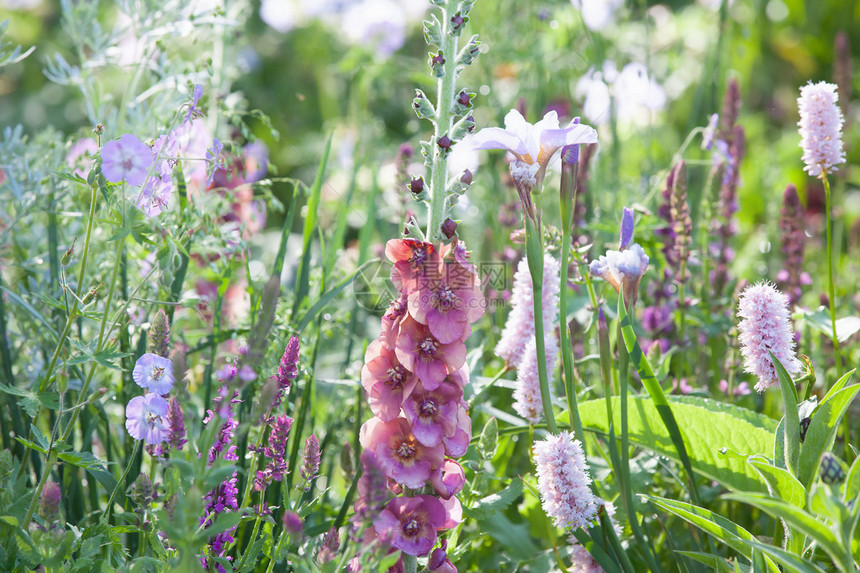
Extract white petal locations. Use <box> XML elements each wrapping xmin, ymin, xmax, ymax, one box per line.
<box><xmin>540</xmin><ymin>124</ymin><xmax>598</xmax><ymax>151</ymax></box>
<box><xmin>471</xmin><ymin>127</ymin><xmax>528</xmax><ymax>157</ymax></box>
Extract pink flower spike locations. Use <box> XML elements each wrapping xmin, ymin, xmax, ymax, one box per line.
<box><xmin>373</xmin><ymin>495</ymin><xmax>447</xmax><ymax>557</ymax></box>
<box><xmin>395</xmin><ymin>317</ymin><xmax>466</xmax><ymax>391</ymax></box>
<box><xmin>362</xmin><ymin>340</ymin><xmax>418</xmax><ymax>422</ymax></box>
<box><xmin>797</xmin><ymin>81</ymin><xmax>845</xmax><ymax>177</ymax></box>
<box><xmin>737</xmin><ymin>281</ymin><xmax>802</xmax><ymax>392</ymax></box>
<box><xmin>102</xmin><ymin>134</ymin><xmax>154</xmax><ymax>186</ymax></box>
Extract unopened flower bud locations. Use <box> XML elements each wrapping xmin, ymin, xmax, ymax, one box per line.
<box><xmin>39</xmin><ymin>481</ymin><xmax>61</xmax><ymax>524</ymax></box>
<box><xmin>82</xmin><ymin>283</ymin><xmax>102</xmax><ymax>305</ymax></box>
<box><xmin>301</xmin><ymin>434</ymin><xmax>321</xmax><ymax>489</ymax></box>
<box><xmin>460</xmin><ymin>169</ymin><xmax>473</xmax><ymax>185</ymax></box>
<box><xmin>430</xmin><ymin>51</ymin><xmax>446</xmax><ymax>77</ymax></box>
<box><xmin>436</xmin><ymin>134</ymin><xmax>452</xmax><ymax>151</ymax></box>
<box><xmin>412</xmin><ymin>90</ymin><xmax>436</xmax><ymax>120</ymax></box>
<box><xmin>131</xmin><ymin>473</ymin><xmax>154</xmax><ymax>507</ymax></box>
<box><xmin>457</xmin><ymin>90</ymin><xmax>471</xmax><ymax>108</ymax></box>
<box><xmin>283</xmin><ymin>510</ymin><xmax>303</xmax><ymax>534</ymax></box>
<box><xmin>60</xmin><ymin>237</ymin><xmax>76</xmax><ymax>266</ymax></box>
<box><xmin>148</xmin><ymin>308</ymin><xmax>171</xmax><ymax>358</ymax></box>
<box><xmin>457</xmin><ymin>35</ymin><xmax>481</xmax><ymax>66</ymax></box>
<box><xmin>409</xmin><ymin>177</ymin><xmax>425</xmax><ymax>196</ymax></box>
<box><xmin>92</xmin><ymin>124</ymin><xmax>104</xmax><ymax>135</ymax></box>
<box><xmin>450</xmin><ymin>12</ymin><xmax>467</xmax><ymax>35</ymax></box>
<box><xmin>441</xmin><ymin>218</ymin><xmax>458</xmax><ymax>239</ymax></box>
<box><xmin>820</xmin><ymin>452</ymin><xmax>846</xmax><ymax>485</ymax></box>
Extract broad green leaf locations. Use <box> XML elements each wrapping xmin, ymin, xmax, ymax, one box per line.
<box><xmin>571</xmin><ymin>396</ymin><xmax>775</xmax><ymax>492</ymax></box>
<box><xmin>843</xmin><ymin>455</ymin><xmax>860</xmax><ymax>500</ymax></box>
<box><xmin>798</xmin><ymin>384</ymin><xmax>860</xmax><ymax>487</ymax></box>
<box><xmin>468</xmin><ymin>478</ymin><xmax>523</xmax><ymax>519</ymax></box>
<box><xmin>772</xmin><ymin>352</ymin><xmax>800</xmax><ymax>475</ymax></box>
<box><xmin>819</xmin><ymin>369</ymin><xmax>855</xmax><ymax>408</ymax></box>
<box><xmin>646</xmin><ymin>495</ymin><xmax>777</xmax><ymax>571</ymax></box>
<box><xmin>725</xmin><ymin>493</ymin><xmax>844</xmax><ymax>565</ymax></box>
<box><xmin>798</xmin><ymin>308</ymin><xmax>860</xmax><ymax>343</ymax></box>
<box><xmin>748</xmin><ymin>457</ymin><xmax>806</xmax><ymax>508</ymax></box>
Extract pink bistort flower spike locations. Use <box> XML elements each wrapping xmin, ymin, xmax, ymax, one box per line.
<box><xmin>495</xmin><ymin>253</ymin><xmax>561</xmax><ymax>369</ymax></box>
<box><xmin>533</xmin><ymin>430</ymin><xmax>603</xmax><ymax>530</ymax></box>
<box><xmin>373</xmin><ymin>495</ymin><xmax>448</xmax><ymax>557</ymax></box>
<box><xmin>797</xmin><ymin>81</ymin><xmax>846</xmax><ymax>178</ymax></box>
<box><xmin>513</xmin><ymin>334</ymin><xmax>560</xmax><ymax>424</ymax></box>
<box><xmin>737</xmin><ymin>282</ymin><xmax>802</xmax><ymax>392</ymax></box>
<box><xmin>125</xmin><ymin>393</ymin><xmax>170</xmax><ymax>444</ymax></box>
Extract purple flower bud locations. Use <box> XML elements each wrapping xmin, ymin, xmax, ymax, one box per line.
<box><xmin>441</xmin><ymin>218</ymin><xmax>458</xmax><ymax>239</ymax></box>
<box><xmin>40</xmin><ymin>481</ymin><xmax>61</xmax><ymax>524</ymax></box>
<box><xmin>431</xmin><ymin>51</ymin><xmax>445</xmax><ymax>67</ymax></box>
<box><xmin>460</xmin><ymin>169</ymin><xmax>473</xmax><ymax>185</ymax></box>
<box><xmin>451</xmin><ymin>13</ymin><xmax>466</xmax><ymax>33</ymax></box>
<box><xmin>409</xmin><ymin>177</ymin><xmax>425</xmax><ymax>195</ymax></box>
<box><xmin>436</xmin><ymin>135</ymin><xmax>452</xmax><ymax>151</ymax></box>
<box><xmin>131</xmin><ymin>473</ymin><xmax>155</xmax><ymax>507</ymax></box>
<box><xmin>619</xmin><ymin>207</ymin><xmax>635</xmax><ymax>249</ymax></box>
<box><xmin>457</xmin><ymin>90</ymin><xmax>471</xmax><ymax>107</ymax></box>
<box><xmin>148</xmin><ymin>309</ymin><xmax>171</xmax><ymax>359</ymax></box>
<box><xmin>282</xmin><ymin>510</ymin><xmax>303</xmax><ymax>534</ymax></box>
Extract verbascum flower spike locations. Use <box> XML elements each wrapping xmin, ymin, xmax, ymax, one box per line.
<box><xmin>736</xmin><ymin>282</ymin><xmax>802</xmax><ymax>392</ymax></box>
<box><xmin>533</xmin><ymin>431</ymin><xmax>603</xmax><ymax>530</ymax></box>
<box><xmin>797</xmin><ymin>81</ymin><xmax>845</xmax><ymax>178</ymax></box>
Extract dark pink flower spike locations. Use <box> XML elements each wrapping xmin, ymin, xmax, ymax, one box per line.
<box><xmin>402</xmin><ymin>382</ymin><xmax>462</xmax><ymax>447</ymax></box>
<box><xmin>362</xmin><ymin>340</ymin><xmax>418</xmax><ymax>422</ymax></box>
<box><xmin>395</xmin><ymin>317</ymin><xmax>466</xmax><ymax>391</ymax></box>
<box><xmin>373</xmin><ymin>495</ymin><xmax>447</xmax><ymax>556</ymax></box>
<box><xmin>360</xmin><ymin>417</ymin><xmax>445</xmax><ymax>490</ymax></box>
<box><xmin>430</xmin><ymin>459</ymin><xmax>465</xmax><ymax>500</ymax></box>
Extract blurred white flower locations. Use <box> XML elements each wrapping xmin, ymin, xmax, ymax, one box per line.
<box><xmin>571</xmin><ymin>0</ymin><xmax>624</xmax><ymax>31</ymax></box>
<box><xmin>576</xmin><ymin>61</ymin><xmax>666</xmax><ymax>126</ymax></box>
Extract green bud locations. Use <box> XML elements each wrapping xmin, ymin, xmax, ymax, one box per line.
<box><xmin>479</xmin><ymin>417</ymin><xmax>498</xmax><ymax>460</ymax></box>
<box><xmin>457</xmin><ymin>35</ymin><xmax>481</xmax><ymax>66</ymax></box>
<box><xmin>81</xmin><ymin>283</ymin><xmax>102</xmax><ymax>305</ymax></box>
<box><xmin>423</xmin><ymin>14</ymin><xmax>442</xmax><ymax>47</ymax></box>
<box><xmin>450</xmin><ymin>114</ymin><xmax>475</xmax><ymax>141</ymax></box>
<box><xmin>820</xmin><ymin>452</ymin><xmax>847</xmax><ymax>485</ymax></box>
<box><xmin>60</xmin><ymin>237</ymin><xmax>76</xmax><ymax>267</ymax></box>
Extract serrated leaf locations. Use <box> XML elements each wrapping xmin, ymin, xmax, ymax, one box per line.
<box><xmin>0</xmin><ymin>383</ymin><xmax>59</xmax><ymax>416</ymax></box>
<box><xmin>565</xmin><ymin>396</ymin><xmax>775</xmax><ymax>492</ymax></box>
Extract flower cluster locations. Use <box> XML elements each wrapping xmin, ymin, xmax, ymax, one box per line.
<box><xmin>356</xmin><ymin>238</ymin><xmax>483</xmax><ymax>559</ymax></box>
<box><xmin>776</xmin><ymin>184</ymin><xmax>810</xmax><ymax>306</ymax></box>
<box><xmin>533</xmin><ymin>431</ymin><xmax>603</xmax><ymax>530</ymax></box>
<box><xmin>797</xmin><ymin>81</ymin><xmax>845</xmax><ymax>178</ymax></box>
<box><xmin>736</xmin><ymin>282</ymin><xmax>802</xmax><ymax>392</ymax></box>
<box><xmin>251</xmin><ymin>415</ymin><xmax>293</xmax><ymax>491</ymax></box>
<box><xmin>494</xmin><ymin>254</ymin><xmax>561</xmax><ymax>423</ymax></box>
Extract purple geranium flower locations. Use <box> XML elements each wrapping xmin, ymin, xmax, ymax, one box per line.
<box><xmin>125</xmin><ymin>393</ymin><xmax>169</xmax><ymax>444</ymax></box>
<box><xmin>132</xmin><ymin>353</ymin><xmax>175</xmax><ymax>395</ymax></box>
<box><xmin>185</xmin><ymin>84</ymin><xmax>204</xmax><ymax>124</ymax></box>
<box><xmin>205</xmin><ymin>138</ymin><xmax>224</xmax><ymax>186</ymax></box>
<box><xmin>102</xmin><ymin>134</ymin><xmax>153</xmax><ymax>186</ymax></box>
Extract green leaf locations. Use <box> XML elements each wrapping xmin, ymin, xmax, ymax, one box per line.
<box><xmin>798</xmin><ymin>307</ymin><xmax>860</xmax><ymax>343</ymax></box>
<box><xmin>819</xmin><ymin>369</ymin><xmax>855</xmax><ymax>407</ymax></box>
<box><xmin>772</xmin><ymin>352</ymin><xmax>800</xmax><ymax>475</ymax></box>
<box><xmin>569</xmin><ymin>396</ymin><xmax>775</xmax><ymax>492</ymax></box>
<box><xmin>797</xmin><ymin>383</ymin><xmax>860</xmax><ymax>487</ymax></box>
<box><xmin>0</xmin><ymin>383</ymin><xmax>59</xmax><ymax>416</ymax></box>
<box><xmin>617</xmin><ymin>295</ymin><xmax>698</xmax><ymax>499</ymax></box>
<box><xmin>843</xmin><ymin>454</ymin><xmax>860</xmax><ymax>501</ymax></box>
<box><xmin>747</xmin><ymin>457</ymin><xmax>806</xmax><ymax>508</ymax></box>
<box><xmin>468</xmin><ymin>478</ymin><xmax>523</xmax><ymax>519</ymax></box>
<box><xmin>0</xmin><ymin>286</ymin><xmax>59</xmax><ymax>339</ymax></box>
<box><xmin>675</xmin><ymin>550</ymin><xmax>735</xmax><ymax>572</ymax></box>
<box><xmin>296</xmin><ymin>260</ymin><xmax>374</xmax><ymax>333</ymax></box>
<box><xmin>724</xmin><ymin>492</ymin><xmax>844</xmax><ymax>565</ymax></box>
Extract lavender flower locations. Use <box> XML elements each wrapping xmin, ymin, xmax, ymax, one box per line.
<box><xmin>658</xmin><ymin>162</ymin><xmax>692</xmax><ymax>281</ymax></box>
<box><xmin>101</xmin><ymin>134</ymin><xmax>153</xmax><ymax>186</ymax></box>
<box><xmin>271</xmin><ymin>335</ymin><xmax>300</xmax><ymax>411</ymax></box>
<box><xmin>132</xmin><ymin>353</ymin><xmax>175</xmax><ymax>395</ymax></box>
<box><xmin>797</xmin><ymin>81</ymin><xmax>845</xmax><ymax>177</ymax></box>
<box><xmin>777</xmin><ymin>184</ymin><xmax>809</xmax><ymax>306</ymax></box>
<box><xmin>737</xmin><ymin>282</ymin><xmax>802</xmax><ymax>392</ymax></box>
<box><xmin>166</xmin><ymin>397</ymin><xmax>187</xmax><ymax>451</ymax></box>
<box><xmin>300</xmin><ymin>434</ymin><xmax>321</xmax><ymax>488</ymax></box>
<box><xmin>185</xmin><ymin>84</ymin><xmax>204</xmax><ymax>124</ymax></box>
<box><xmin>533</xmin><ymin>431</ymin><xmax>602</xmax><ymax>530</ymax></box>
<box><xmin>317</xmin><ymin>526</ymin><xmax>341</xmax><ymax>564</ymax></box>
<box><xmin>205</xmin><ymin>384</ymin><xmax>241</xmax><ymax>464</ymax></box>
<box><xmin>205</xmin><ymin>138</ymin><xmax>224</xmax><ymax>186</ymax></box>
<box><xmin>125</xmin><ymin>393</ymin><xmax>169</xmax><ymax>444</ymax></box>
<box><xmin>495</xmin><ymin>254</ymin><xmax>560</xmax><ymax>368</ymax></box>
<box><xmin>251</xmin><ymin>415</ymin><xmax>293</xmax><ymax>491</ymax></box>
<box><xmin>200</xmin><ymin>472</ymin><xmax>239</xmax><ymax>573</ymax></box>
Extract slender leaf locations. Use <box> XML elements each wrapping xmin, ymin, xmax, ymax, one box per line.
<box><xmin>772</xmin><ymin>352</ymin><xmax>800</xmax><ymax>475</ymax></box>
<box><xmin>296</xmin><ymin>261</ymin><xmax>374</xmax><ymax>333</ymax></box>
<box><xmin>797</xmin><ymin>384</ymin><xmax>860</xmax><ymax>487</ymax></box>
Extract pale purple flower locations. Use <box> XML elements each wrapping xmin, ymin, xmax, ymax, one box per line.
<box><xmin>797</xmin><ymin>81</ymin><xmax>845</xmax><ymax>177</ymax></box>
<box><xmin>125</xmin><ymin>393</ymin><xmax>170</xmax><ymax>444</ymax></box>
<box><xmin>132</xmin><ymin>353</ymin><xmax>175</xmax><ymax>395</ymax></box>
<box><xmin>373</xmin><ymin>495</ymin><xmax>447</xmax><ymax>556</ymax></box>
<box><xmin>619</xmin><ymin>206</ymin><xmax>635</xmax><ymax>249</ymax></box>
<box><xmin>495</xmin><ymin>254</ymin><xmax>560</xmax><ymax>368</ymax></box>
<box><xmin>185</xmin><ymin>84</ymin><xmax>204</xmax><ymax>124</ymax></box>
<box><xmin>513</xmin><ymin>334</ymin><xmax>559</xmax><ymax>424</ymax></box>
<box><xmin>251</xmin><ymin>414</ymin><xmax>293</xmax><ymax>490</ymax></box>
<box><xmin>533</xmin><ymin>430</ymin><xmax>602</xmax><ymax>530</ymax></box>
<box><xmin>719</xmin><ymin>379</ymin><xmax>752</xmax><ymax>397</ymax></box>
<box><xmin>737</xmin><ymin>282</ymin><xmax>802</xmax><ymax>392</ymax></box>
<box><xmin>137</xmin><ymin>160</ymin><xmax>173</xmax><ymax>216</ymax></box>
<box><xmin>472</xmin><ymin>110</ymin><xmax>598</xmax><ymax>185</ymax></box>
<box><xmin>701</xmin><ymin>113</ymin><xmax>719</xmax><ymax>151</ymax></box>
<box><xmin>200</xmin><ymin>472</ymin><xmax>239</xmax><ymax>573</ymax></box>
<box><xmin>102</xmin><ymin>134</ymin><xmax>153</xmax><ymax>186</ymax></box>
<box><xmin>359</xmin><ymin>417</ymin><xmax>444</xmax><ymax>489</ymax></box>
<box><xmin>590</xmin><ymin>244</ymin><xmax>649</xmax><ymax>307</ymax></box>
<box><xmin>206</xmin><ymin>138</ymin><xmax>224</xmax><ymax>186</ymax></box>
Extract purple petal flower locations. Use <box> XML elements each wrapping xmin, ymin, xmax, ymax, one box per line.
<box><xmin>185</xmin><ymin>84</ymin><xmax>204</xmax><ymax>124</ymax></box>
<box><xmin>373</xmin><ymin>495</ymin><xmax>447</xmax><ymax>556</ymax></box>
<box><xmin>590</xmin><ymin>243</ymin><xmax>649</xmax><ymax>307</ymax></box>
<box><xmin>300</xmin><ymin>434</ymin><xmax>320</xmax><ymax>487</ymax></box>
<box><xmin>125</xmin><ymin>393</ymin><xmax>170</xmax><ymax>444</ymax></box>
<box><xmin>102</xmin><ymin>134</ymin><xmax>153</xmax><ymax>186</ymax></box>
<box><xmin>206</xmin><ymin>138</ymin><xmax>224</xmax><ymax>186</ymax></box>
<box><xmin>619</xmin><ymin>206</ymin><xmax>635</xmax><ymax>250</ymax></box>
<box><xmin>132</xmin><ymin>353</ymin><xmax>175</xmax><ymax>395</ymax></box>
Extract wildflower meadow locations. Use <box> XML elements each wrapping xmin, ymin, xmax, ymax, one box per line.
<box><xmin>1</xmin><ymin>0</ymin><xmax>860</xmax><ymax>571</ymax></box>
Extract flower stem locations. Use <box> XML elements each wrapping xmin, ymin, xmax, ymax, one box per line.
<box><xmin>403</xmin><ymin>554</ymin><xmax>418</xmax><ymax>573</ymax></box>
<box><xmin>100</xmin><ymin>439</ymin><xmax>142</xmax><ymax>520</ymax></box>
<box><xmin>559</xmin><ymin>159</ymin><xmax>584</xmax><ymax>441</ymax></box>
<box><xmin>425</xmin><ymin>3</ymin><xmax>459</xmax><ymax>240</ymax></box>
<box><xmin>821</xmin><ymin>174</ymin><xmax>842</xmax><ymax>370</ymax></box>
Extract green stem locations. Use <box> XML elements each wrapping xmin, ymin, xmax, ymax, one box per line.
<box><xmin>524</xmin><ymin>214</ymin><xmax>558</xmax><ymax>434</ymax></box>
<box><xmin>403</xmin><ymin>554</ymin><xmax>418</xmax><ymax>573</ymax></box>
<box><xmin>425</xmin><ymin>4</ymin><xmax>459</xmax><ymax>240</ymax></box>
<box><xmin>236</xmin><ymin>510</ymin><xmax>263</xmax><ymax>570</ymax></box>
<box><xmin>821</xmin><ymin>174</ymin><xmax>842</xmax><ymax>370</ymax></box>
<box><xmin>560</xmin><ymin>158</ymin><xmax>584</xmax><ymax>441</ymax></box>
<box><xmin>22</xmin><ymin>451</ymin><xmax>57</xmax><ymax>527</ymax></box>
<box><xmin>101</xmin><ymin>439</ymin><xmax>142</xmax><ymax>520</ymax></box>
